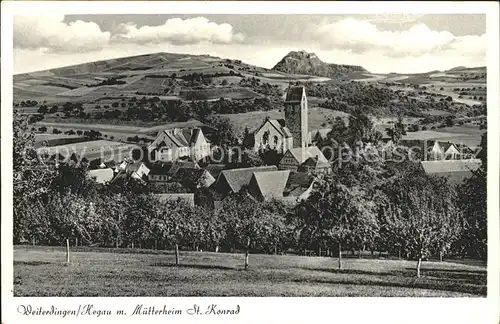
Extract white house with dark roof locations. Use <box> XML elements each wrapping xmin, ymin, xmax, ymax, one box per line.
<box><xmin>428</xmin><ymin>141</ymin><xmax>461</xmax><ymax>160</ymax></box>
<box><xmin>148</xmin><ymin>127</ymin><xmax>210</xmax><ymax>162</ymax></box>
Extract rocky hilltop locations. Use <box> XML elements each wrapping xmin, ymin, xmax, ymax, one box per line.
<box><xmin>272</xmin><ymin>50</ymin><xmax>367</xmax><ymax>77</ymax></box>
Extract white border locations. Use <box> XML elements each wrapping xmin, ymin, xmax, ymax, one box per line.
<box><xmin>1</xmin><ymin>2</ymin><xmax>499</xmax><ymax>324</ymax></box>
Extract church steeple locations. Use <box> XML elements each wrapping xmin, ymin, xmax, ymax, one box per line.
<box><xmin>284</xmin><ymin>86</ymin><xmax>308</xmax><ymax>150</ymax></box>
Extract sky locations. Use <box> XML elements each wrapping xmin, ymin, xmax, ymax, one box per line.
<box><xmin>13</xmin><ymin>14</ymin><xmax>487</xmax><ymax>74</ymax></box>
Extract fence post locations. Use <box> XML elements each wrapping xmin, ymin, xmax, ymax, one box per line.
<box><xmin>66</xmin><ymin>238</ymin><xmax>70</xmax><ymax>264</ymax></box>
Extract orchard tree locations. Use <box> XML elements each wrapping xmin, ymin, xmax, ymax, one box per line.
<box><xmin>48</xmin><ymin>192</ymin><xmax>99</xmax><ymax>263</ymax></box>
<box><xmin>123</xmin><ymin>193</ymin><xmax>155</xmax><ymax>249</ymax></box>
<box><xmin>457</xmin><ymin>132</ymin><xmax>487</xmax><ymax>259</ymax></box>
<box><xmin>152</xmin><ymin>199</ymin><xmax>192</xmax><ymax>265</ymax></box>
<box><xmin>220</xmin><ymin>195</ymin><xmax>285</xmax><ymax>269</ymax></box>
<box><xmin>95</xmin><ymin>193</ymin><xmax>130</xmax><ymax>247</ymax></box>
<box><xmin>381</xmin><ymin>166</ymin><xmax>459</xmax><ymax>277</ymax></box>
<box><xmin>13</xmin><ymin>111</ymin><xmax>56</xmax><ymax>243</ymax></box>
<box><xmin>296</xmin><ymin>176</ymin><xmax>376</xmax><ymax>269</ymax></box>
<box><xmin>204</xmin><ymin>208</ymin><xmax>226</xmax><ymax>252</ymax></box>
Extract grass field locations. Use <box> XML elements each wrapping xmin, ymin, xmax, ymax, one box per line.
<box><xmin>222</xmin><ymin>108</ymin><xmax>348</xmax><ymax>136</ymax></box>
<box><xmin>13</xmin><ymin>246</ymin><xmax>486</xmax><ymax>297</ymax></box>
<box><xmin>403</xmin><ymin>125</ymin><xmax>486</xmax><ymax>147</ymax></box>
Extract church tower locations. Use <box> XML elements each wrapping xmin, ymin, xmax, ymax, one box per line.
<box><xmin>284</xmin><ymin>86</ymin><xmax>308</xmax><ymax>149</ymax></box>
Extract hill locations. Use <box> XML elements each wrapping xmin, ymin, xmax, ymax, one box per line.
<box><xmin>13</xmin><ymin>51</ymin><xmax>337</xmax><ymax>105</ymax></box>
<box><xmin>13</xmin><ymin>51</ymin><xmax>486</xmax><ymax>128</ymax></box>
<box><xmin>272</xmin><ymin>50</ymin><xmax>367</xmax><ymax>78</ymax></box>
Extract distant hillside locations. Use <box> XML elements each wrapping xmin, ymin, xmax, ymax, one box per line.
<box><xmin>446</xmin><ymin>66</ymin><xmax>486</xmax><ymax>73</ymax></box>
<box><xmin>272</xmin><ymin>50</ymin><xmax>367</xmax><ymax>78</ymax></box>
<box><xmin>14</xmin><ymin>52</ymin><xmax>220</xmax><ymax>81</ymax></box>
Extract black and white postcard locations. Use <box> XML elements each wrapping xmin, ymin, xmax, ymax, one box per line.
<box><xmin>1</xmin><ymin>1</ymin><xmax>499</xmax><ymax>324</ymax></box>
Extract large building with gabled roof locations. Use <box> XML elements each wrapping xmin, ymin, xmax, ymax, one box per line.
<box><xmin>214</xmin><ymin>165</ymin><xmax>278</xmax><ymax>197</ymax></box>
<box><xmin>248</xmin><ymin>170</ymin><xmax>290</xmax><ymax>201</ymax></box>
<box><xmin>147</xmin><ymin>127</ymin><xmax>210</xmax><ymax>162</ymax></box>
<box><xmin>278</xmin><ymin>146</ymin><xmax>329</xmax><ymax>172</ymax></box>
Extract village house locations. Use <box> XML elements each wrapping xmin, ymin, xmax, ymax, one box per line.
<box><xmin>167</xmin><ymin>160</ymin><xmax>201</xmax><ymax>178</ymax></box>
<box><xmin>248</xmin><ymin>170</ymin><xmax>290</xmax><ymax>201</ymax></box>
<box><xmin>428</xmin><ymin>141</ymin><xmax>461</xmax><ymax>160</ymax></box>
<box><xmin>244</xmin><ymin>169</ymin><xmax>316</xmax><ymax>204</ymax></box>
<box><xmin>124</xmin><ymin>162</ymin><xmax>151</xmax><ymax>180</ymax></box>
<box><xmin>110</xmin><ymin>161</ymin><xmax>150</xmax><ymax>184</ymax></box>
<box><xmin>279</xmin><ymin>146</ymin><xmax>329</xmax><ymax>172</ymax></box>
<box><xmin>148</xmin><ymin>163</ymin><xmax>173</xmax><ymax>183</ymax></box>
<box><xmin>147</xmin><ymin>127</ymin><xmax>210</xmax><ymax>163</ymax></box>
<box><xmin>214</xmin><ymin>165</ymin><xmax>278</xmax><ymax>197</ymax></box>
<box><xmin>298</xmin><ymin>156</ymin><xmax>332</xmax><ymax>175</ymax></box>
<box><xmin>172</xmin><ymin>168</ymin><xmax>216</xmax><ymax>189</ymax></box>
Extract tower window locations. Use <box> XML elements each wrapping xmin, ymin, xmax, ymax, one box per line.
<box><xmin>274</xmin><ymin>136</ymin><xmax>279</xmax><ymax>146</ymax></box>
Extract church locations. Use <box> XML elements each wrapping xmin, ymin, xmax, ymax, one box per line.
<box><xmin>253</xmin><ymin>86</ymin><xmax>309</xmax><ymax>153</ymax></box>
<box><xmin>253</xmin><ymin>86</ymin><xmax>330</xmax><ymax>173</ymax></box>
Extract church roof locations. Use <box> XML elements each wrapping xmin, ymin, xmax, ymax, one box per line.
<box><xmin>285</xmin><ymin>86</ymin><xmax>305</xmax><ymax>102</ymax></box>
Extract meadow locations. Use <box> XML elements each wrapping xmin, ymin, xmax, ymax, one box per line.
<box><xmin>221</xmin><ymin>107</ymin><xmax>349</xmax><ymax>136</ymax></box>
<box><xmin>13</xmin><ymin>246</ymin><xmax>486</xmax><ymax>297</ymax></box>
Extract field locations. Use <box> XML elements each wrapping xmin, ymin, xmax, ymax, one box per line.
<box><xmin>403</xmin><ymin>125</ymin><xmax>486</xmax><ymax>147</ymax></box>
<box><xmin>13</xmin><ymin>246</ymin><xmax>486</xmax><ymax>297</ymax></box>
<box><xmin>221</xmin><ymin>107</ymin><xmax>349</xmax><ymax>136</ymax></box>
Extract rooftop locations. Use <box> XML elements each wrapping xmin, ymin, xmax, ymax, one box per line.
<box><xmin>250</xmin><ymin>170</ymin><xmax>290</xmax><ymax>200</ymax></box>
<box><xmin>218</xmin><ymin>165</ymin><xmax>278</xmax><ymax>194</ymax></box>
